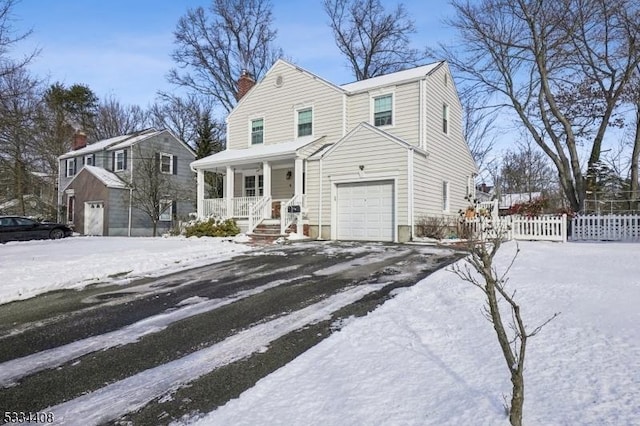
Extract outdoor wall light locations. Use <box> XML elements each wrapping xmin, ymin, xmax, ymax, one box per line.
<box><xmin>359</xmin><ymin>165</ymin><xmax>365</xmax><ymax>171</ymax></box>
<box><xmin>286</xmin><ymin>170</ymin><xmax>292</xmax><ymax>180</ymax></box>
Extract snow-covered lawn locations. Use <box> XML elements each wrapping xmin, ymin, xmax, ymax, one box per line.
<box><xmin>184</xmin><ymin>241</ymin><xmax>640</xmax><ymax>426</ymax></box>
<box><xmin>0</xmin><ymin>236</ymin><xmax>252</xmax><ymax>305</ymax></box>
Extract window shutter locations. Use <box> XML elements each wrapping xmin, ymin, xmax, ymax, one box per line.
<box><xmin>123</xmin><ymin>150</ymin><xmax>128</xmax><ymax>170</ymax></box>
<box><xmin>173</xmin><ymin>155</ymin><xmax>178</xmax><ymax>175</ymax></box>
<box><xmin>92</xmin><ymin>153</ymin><xmax>96</xmax><ymax>165</ymax></box>
<box><xmin>112</xmin><ymin>151</ymin><xmax>116</xmax><ymax>171</ymax></box>
<box><xmin>73</xmin><ymin>158</ymin><xmax>77</xmax><ymax>174</ymax></box>
<box><xmin>82</xmin><ymin>156</ymin><xmax>85</xmax><ymax>165</ymax></box>
<box><xmin>155</xmin><ymin>152</ymin><xmax>160</xmax><ymax>172</ymax></box>
<box><xmin>172</xmin><ymin>200</ymin><xmax>177</xmax><ymax>219</ymax></box>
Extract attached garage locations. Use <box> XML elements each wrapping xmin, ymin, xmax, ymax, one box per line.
<box><xmin>336</xmin><ymin>180</ymin><xmax>395</xmax><ymax>242</ymax></box>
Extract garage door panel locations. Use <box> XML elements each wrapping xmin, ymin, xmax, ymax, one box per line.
<box><xmin>336</xmin><ymin>180</ymin><xmax>394</xmax><ymax>242</ymax></box>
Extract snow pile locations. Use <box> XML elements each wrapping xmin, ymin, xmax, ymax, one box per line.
<box><xmin>0</xmin><ymin>236</ymin><xmax>252</xmax><ymax>305</ymax></box>
<box><xmin>188</xmin><ymin>241</ymin><xmax>640</xmax><ymax>426</ymax></box>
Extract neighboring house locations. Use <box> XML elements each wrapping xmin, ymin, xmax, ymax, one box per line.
<box><xmin>58</xmin><ymin>129</ymin><xmax>196</xmax><ymax>236</ymax></box>
<box><xmin>191</xmin><ymin>59</ymin><xmax>477</xmax><ymax>242</ymax></box>
<box><xmin>0</xmin><ymin>171</ymin><xmax>57</xmax><ymax>219</ymax></box>
<box><xmin>499</xmin><ymin>192</ymin><xmax>542</xmax><ymax>214</ymax></box>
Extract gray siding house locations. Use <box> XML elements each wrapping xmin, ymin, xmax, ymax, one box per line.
<box><xmin>191</xmin><ymin>59</ymin><xmax>477</xmax><ymax>242</ymax></box>
<box><xmin>58</xmin><ymin>129</ymin><xmax>196</xmax><ymax>236</ymax></box>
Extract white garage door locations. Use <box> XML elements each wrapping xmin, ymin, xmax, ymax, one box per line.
<box><xmin>84</xmin><ymin>202</ymin><xmax>104</xmax><ymax>236</ymax></box>
<box><xmin>337</xmin><ymin>180</ymin><xmax>394</xmax><ymax>241</ymax></box>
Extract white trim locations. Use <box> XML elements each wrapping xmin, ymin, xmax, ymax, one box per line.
<box><xmin>159</xmin><ymin>199</ymin><xmax>173</xmax><ymax>222</ymax></box>
<box><xmin>342</xmin><ymin>93</ymin><xmax>347</xmax><ymax>136</ymax></box>
<box><xmin>196</xmin><ymin>170</ymin><xmax>204</xmax><ymax>217</ymax></box>
<box><xmin>419</xmin><ymin>79</ymin><xmax>426</xmax><ymax>150</ymax></box>
<box><xmin>370</xmin><ymin>91</ymin><xmax>395</xmax><ymax>128</ymax></box>
<box><xmin>318</xmin><ymin>159</ymin><xmax>323</xmax><ymax>239</ymax></box>
<box><xmin>114</xmin><ymin>150</ymin><xmax>125</xmax><ymax>171</ymax></box>
<box><xmin>330</xmin><ymin>177</ymin><xmax>398</xmax><ymax>243</ymax></box>
<box><xmin>295</xmin><ymin>105</ymin><xmax>314</xmax><ymax>138</ymax></box>
<box><xmin>159</xmin><ymin>152</ymin><xmax>173</xmax><ymax>174</ymax></box>
<box><xmin>408</xmin><ymin>149</ymin><xmax>414</xmax><ymax>240</ymax></box>
<box><xmin>66</xmin><ymin>158</ymin><xmax>75</xmax><ymax>177</ymax></box>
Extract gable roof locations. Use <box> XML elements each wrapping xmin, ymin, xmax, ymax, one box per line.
<box><xmin>340</xmin><ymin>62</ymin><xmax>444</xmax><ymax>93</ymax></box>
<box><xmin>59</xmin><ymin>129</ymin><xmax>158</xmax><ymax>160</ymax></box>
<box><xmin>312</xmin><ymin>122</ymin><xmax>428</xmax><ymax>160</ymax></box>
<box><xmin>191</xmin><ymin>136</ymin><xmax>323</xmax><ymax>170</ymax></box>
<box><xmin>72</xmin><ymin>165</ymin><xmax>128</xmax><ymax>189</ymax></box>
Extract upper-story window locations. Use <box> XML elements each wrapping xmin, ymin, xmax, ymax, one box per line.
<box><xmin>251</xmin><ymin>118</ymin><xmax>264</xmax><ymax>145</ymax></box>
<box><xmin>65</xmin><ymin>159</ymin><xmax>76</xmax><ymax>177</ymax></box>
<box><xmin>442</xmin><ymin>103</ymin><xmax>449</xmax><ymax>134</ymax></box>
<box><xmin>373</xmin><ymin>94</ymin><xmax>393</xmax><ymax>127</ymax></box>
<box><xmin>297</xmin><ymin>108</ymin><xmax>313</xmax><ymax>137</ymax></box>
<box><xmin>84</xmin><ymin>154</ymin><xmax>94</xmax><ymax>166</ymax></box>
<box><xmin>160</xmin><ymin>153</ymin><xmax>174</xmax><ymax>174</ymax></box>
<box><xmin>114</xmin><ymin>150</ymin><xmax>126</xmax><ymax>171</ymax></box>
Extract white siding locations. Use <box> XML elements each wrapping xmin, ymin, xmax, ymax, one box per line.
<box><xmin>419</xmin><ymin>64</ymin><xmax>476</xmax><ymax>216</ymax></box>
<box><xmin>318</xmin><ymin>125</ymin><xmax>408</xmax><ymax>228</ymax></box>
<box><xmin>227</xmin><ymin>61</ymin><xmax>344</xmax><ymax>150</ymax></box>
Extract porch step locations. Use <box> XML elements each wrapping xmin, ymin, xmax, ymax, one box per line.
<box><xmin>248</xmin><ymin>222</ymin><xmax>295</xmax><ymax>244</ymax></box>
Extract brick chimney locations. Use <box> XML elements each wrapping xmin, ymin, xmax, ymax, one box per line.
<box><xmin>72</xmin><ymin>131</ymin><xmax>88</xmax><ymax>150</ymax></box>
<box><xmin>235</xmin><ymin>69</ymin><xmax>255</xmax><ymax>101</ymax></box>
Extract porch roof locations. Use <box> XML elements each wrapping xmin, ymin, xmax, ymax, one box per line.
<box><xmin>190</xmin><ymin>136</ymin><xmax>320</xmax><ymax>171</ymax></box>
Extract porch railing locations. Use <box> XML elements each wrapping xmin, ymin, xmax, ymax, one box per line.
<box><xmin>281</xmin><ymin>194</ymin><xmax>305</xmax><ymax>235</ymax></box>
<box><xmin>203</xmin><ymin>198</ymin><xmax>227</xmax><ymax>218</ymax></box>
<box><xmin>232</xmin><ymin>196</ymin><xmax>261</xmax><ymax>217</ymax></box>
<box><xmin>248</xmin><ymin>196</ymin><xmax>271</xmax><ymax>234</ymax></box>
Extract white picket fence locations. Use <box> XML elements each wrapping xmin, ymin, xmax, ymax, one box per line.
<box><xmin>466</xmin><ymin>214</ymin><xmax>567</xmax><ymax>243</ymax></box>
<box><xmin>571</xmin><ymin>214</ymin><xmax>640</xmax><ymax>241</ymax></box>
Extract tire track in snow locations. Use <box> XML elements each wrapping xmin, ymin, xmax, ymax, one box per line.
<box><xmin>0</xmin><ymin>276</ymin><xmax>311</xmax><ymax>387</ymax></box>
<box><xmin>46</xmin><ymin>282</ymin><xmax>387</xmax><ymax>425</ymax></box>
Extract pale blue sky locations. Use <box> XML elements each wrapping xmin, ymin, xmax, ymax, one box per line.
<box><xmin>9</xmin><ymin>0</ymin><xmax>457</xmax><ymax>107</ymax></box>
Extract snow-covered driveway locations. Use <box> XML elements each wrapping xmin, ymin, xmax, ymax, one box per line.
<box><xmin>0</xmin><ymin>239</ymin><xmax>461</xmax><ymax>425</ymax></box>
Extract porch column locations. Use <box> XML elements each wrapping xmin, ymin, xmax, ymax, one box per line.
<box><xmin>294</xmin><ymin>157</ymin><xmax>304</xmax><ymax>234</ymax></box>
<box><xmin>196</xmin><ymin>169</ymin><xmax>204</xmax><ymax>218</ymax></box>
<box><xmin>263</xmin><ymin>161</ymin><xmax>272</xmax><ymax>219</ymax></box>
<box><xmin>226</xmin><ymin>165</ymin><xmax>234</xmax><ymax>218</ymax></box>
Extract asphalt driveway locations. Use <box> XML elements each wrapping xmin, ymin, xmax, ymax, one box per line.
<box><xmin>0</xmin><ymin>240</ymin><xmax>463</xmax><ymax>425</ymax></box>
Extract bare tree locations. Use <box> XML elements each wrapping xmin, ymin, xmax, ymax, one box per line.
<box><xmin>129</xmin><ymin>144</ymin><xmax>194</xmax><ymax>236</ymax></box>
<box><xmin>439</xmin><ymin>0</ymin><xmax>640</xmax><ymax>212</ymax></box>
<box><xmin>452</xmin><ymin>209</ymin><xmax>559</xmax><ymax>426</ymax></box>
<box><xmin>461</xmin><ymin>90</ymin><xmax>497</xmax><ymax>175</ymax></box>
<box><xmin>0</xmin><ymin>68</ymin><xmax>42</xmax><ymax>215</ymax></box>
<box><xmin>148</xmin><ymin>93</ymin><xmax>218</xmax><ymax>147</ymax></box>
<box><xmin>323</xmin><ymin>0</ymin><xmax>422</xmax><ymax>80</ymax></box>
<box><xmin>0</xmin><ymin>0</ymin><xmax>37</xmax><ymax>81</ymax></box>
<box><xmin>499</xmin><ymin>142</ymin><xmax>556</xmax><ymax>196</ymax></box>
<box><xmin>91</xmin><ymin>96</ymin><xmax>148</xmax><ymax>140</ymax></box>
<box><xmin>169</xmin><ymin>0</ymin><xmax>281</xmax><ymax>113</ymax></box>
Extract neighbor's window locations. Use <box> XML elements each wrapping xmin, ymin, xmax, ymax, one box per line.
<box><xmin>159</xmin><ymin>199</ymin><xmax>173</xmax><ymax>222</ymax></box>
<box><xmin>244</xmin><ymin>175</ymin><xmax>264</xmax><ymax>197</ymax></box>
<box><xmin>442</xmin><ymin>103</ymin><xmax>449</xmax><ymax>134</ymax></box>
<box><xmin>66</xmin><ymin>159</ymin><xmax>76</xmax><ymax>177</ymax></box>
<box><xmin>442</xmin><ymin>181</ymin><xmax>450</xmax><ymax>212</ymax></box>
<box><xmin>297</xmin><ymin>108</ymin><xmax>313</xmax><ymax>137</ymax></box>
<box><xmin>373</xmin><ymin>94</ymin><xmax>393</xmax><ymax>126</ymax></box>
<box><xmin>84</xmin><ymin>154</ymin><xmax>93</xmax><ymax>166</ymax></box>
<box><xmin>115</xmin><ymin>150</ymin><xmax>126</xmax><ymax>171</ymax></box>
<box><xmin>67</xmin><ymin>196</ymin><xmax>75</xmax><ymax>222</ymax></box>
<box><xmin>160</xmin><ymin>153</ymin><xmax>173</xmax><ymax>174</ymax></box>
<box><xmin>251</xmin><ymin>118</ymin><xmax>264</xmax><ymax>145</ymax></box>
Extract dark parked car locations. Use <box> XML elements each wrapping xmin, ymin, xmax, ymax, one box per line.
<box><xmin>0</xmin><ymin>216</ymin><xmax>73</xmax><ymax>243</ymax></box>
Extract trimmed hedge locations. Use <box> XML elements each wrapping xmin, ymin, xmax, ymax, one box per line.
<box><xmin>184</xmin><ymin>218</ymin><xmax>240</xmax><ymax>238</ymax></box>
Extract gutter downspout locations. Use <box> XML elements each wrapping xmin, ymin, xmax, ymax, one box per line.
<box><xmin>318</xmin><ymin>158</ymin><xmax>323</xmax><ymax>240</ymax></box>
<box><xmin>408</xmin><ymin>149</ymin><xmax>415</xmax><ymax>241</ymax></box>
<box><xmin>128</xmin><ymin>147</ymin><xmax>134</xmax><ymax>237</ymax></box>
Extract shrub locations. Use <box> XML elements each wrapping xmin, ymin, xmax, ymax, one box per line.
<box><xmin>416</xmin><ymin>216</ymin><xmax>457</xmax><ymax>239</ymax></box>
<box><xmin>184</xmin><ymin>218</ymin><xmax>240</xmax><ymax>238</ymax></box>
<box><xmin>508</xmin><ymin>197</ymin><xmax>549</xmax><ymax>216</ymax></box>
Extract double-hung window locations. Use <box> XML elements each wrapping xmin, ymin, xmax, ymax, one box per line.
<box><xmin>85</xmin><ymin>155</ymin><xmax>94</xmax><ymax>166</ymax></box>
<box><xmin>244</xmin><ymin>175</ymin><xmax>264</xmax><ymax>197</ymax></box>
<box><xmin>251</xmin><ymin>118</ymin><xmax>264</xmax><ymax>145</ymax></box>
<box><xmin>114</xmin><ymin>150</ymin><xmax>126</xmax><ymax>171</ymax></box>
<box><xmin>442</xmin><ymin>181</ymin><xmax>450</xmax><ymax>212</ymax></box>
<box><xmin>159</xmin><ymin>199</ymin><xmax>173</xmax><ymax>222</ymax></box>
<box><xmin>297</xmin><ymin>108</ymin><xmax>313</xmax><ymax>137</ymax></box>
<box><xmin>442</xmin><ymin>103</ymin><xmax>449</xmax><ymax>134</ymax></box>
<box><xmin>160</xmin><ymin>153</ymin><xmax>173</xmax><ymax>174</ymax></box>
<box><xmin>373</xmin><ymin>94</ymin><xmax>393</xmax><ymax>127</ymax></box>
<box><xmin>66</xmin><ymin>159</ymin><xmax>76</xmax><ymax>177</ymax></box>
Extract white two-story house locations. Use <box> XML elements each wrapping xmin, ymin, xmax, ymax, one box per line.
<box><xmin>190</xmin><ymin>59</ymin><xmax>476</xmax><ymax>242</ymax></box>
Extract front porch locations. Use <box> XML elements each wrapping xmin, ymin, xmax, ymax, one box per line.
<box><xmin>195</xmin><ymin>158</ymin><xmax>306</xmax><ymax>235</ymax></box>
